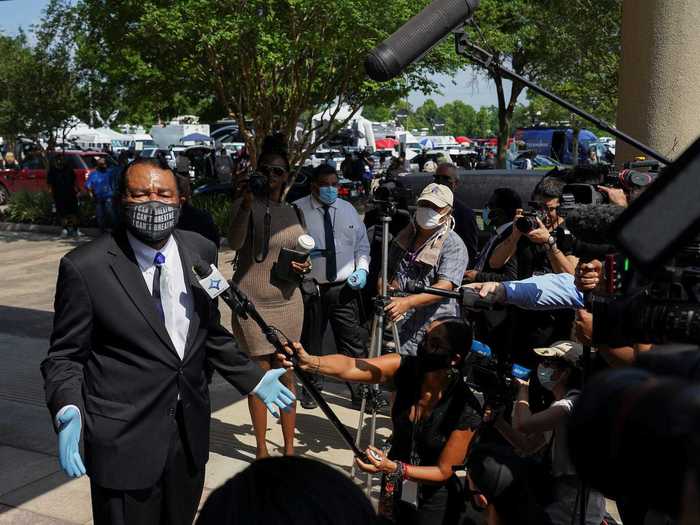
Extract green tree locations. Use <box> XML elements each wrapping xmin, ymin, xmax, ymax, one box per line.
<box><xmin>72</xmin><ymin>0</ymin><xmax>460</xmax><ymax>166</ymax></box>
<box><xmin>440</xmin><ymin>100</ymin><xmax>477</xmax><ymax>136</ymax></box>
<box><xmin>466</xmin><ymin>0</ymin><xmax>621</xmax><ymax>166</ymax></box>
<box><xmin>535</xmin><ymin>0</ymin><xmax>622</xmax><ymax>163</ymax></box>
<box><xmin>0</xmin><ymin>1</ymin><xmax>88</xmax><ymax>147</ymax></box>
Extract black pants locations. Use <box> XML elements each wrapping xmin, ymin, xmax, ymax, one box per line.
<box><xmin>90</xmin><ymin>405</ymin><xmax>205</xmax><ymax>525</ymax></box>
<box><xmin>301</xmin><ymin>282</ymin><xmax>368</xmax><ymax>359</ymax></box>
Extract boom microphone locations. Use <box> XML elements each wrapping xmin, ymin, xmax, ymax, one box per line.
<box><xmin>364</xmin><ymin>0</ymin><xmax>480</xmax><ymax>82</ymax></box>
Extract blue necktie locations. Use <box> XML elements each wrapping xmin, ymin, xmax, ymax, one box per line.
<box><xmin>152</xmin><ymin>252</ymin><xmax>165</xmax><ymax>321</ymax></box>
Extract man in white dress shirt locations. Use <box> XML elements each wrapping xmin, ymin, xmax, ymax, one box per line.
<box><xmin>294</xmin><ymin>164</ymin><xmax>371</xmax><ymax>408</ymax></box>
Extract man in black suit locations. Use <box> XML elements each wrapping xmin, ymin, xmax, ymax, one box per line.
<box><xmin>41</xmin><ymin>157</ymin><xmax>294</xmax><ymax>525</ymax></box>
<box><xmin>463</xmin><ymin>188</ymin><xmax>522</xmax><ymax>363</ymax></box>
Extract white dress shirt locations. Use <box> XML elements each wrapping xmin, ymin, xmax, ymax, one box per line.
<box><xmin>127</xmin><ymin>231</ymin><xmax>193</xmax><ymax>359</ymax></box>
<box><xmin>293</xmin><ymin>195</ymin><xmax>370</xmax><ymax>284</ymax></box>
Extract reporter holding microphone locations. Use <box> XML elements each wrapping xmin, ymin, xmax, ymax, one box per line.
<box><xmin>279</xmin><ymin>317</ymin><xmax>482</xmax><ymax>525</ymax></box>
<box><xmin>228</xmin><ymin>134</ymin><xmax>310</xmax><ymax>459</ymax></box>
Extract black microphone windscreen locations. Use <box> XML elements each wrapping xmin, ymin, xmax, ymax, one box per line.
<box><xmin>564</xmin><ymin>204</ymin><xmax>625</xmax><ymax>244</ymax></box>
<box><xmin>193</xmin><ymin>262</ymin><xmax>212</xmax><ymax>279</ymax></box>
<box><xmin>365</xmin><ymin>0</ymin><xmax>479</xmax><ymax>82</ymax></box>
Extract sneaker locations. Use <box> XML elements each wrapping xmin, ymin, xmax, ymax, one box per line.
<box><xmin>74</xmin><ymin>229</ymin><xmax>84</xmax><ymax>238</ymax></box>
<box><xmin>299</xmin><ymin>387</ymin><xmax>318</xmax><ymax>410</ymax></box>
<box><xmin>60</xmin><ymin>229</ymin><xmax>69</xmax><ymax>238</ymax></box>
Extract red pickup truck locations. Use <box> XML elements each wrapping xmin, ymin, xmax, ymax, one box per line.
<box><xmin>0</xmin><ymin>150</ymin><xmax>117</xmax><ymax>205</ymax></box>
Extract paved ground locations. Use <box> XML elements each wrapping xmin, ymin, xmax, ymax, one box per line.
<box><xmin>0</xmin><ymin>231</ymin><xmax>390</xmax><ymax>524</ymax></box>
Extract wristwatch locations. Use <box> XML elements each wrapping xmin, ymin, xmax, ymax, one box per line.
<box><xmin>544</xmin><ymin>235</ymin><xmax>557</xmax><ymax>251</ymax></box>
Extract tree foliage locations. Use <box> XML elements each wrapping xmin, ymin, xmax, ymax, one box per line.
<box><xmin>466</xmin><ymin>0</ymin><xmax>621</xmax><ymax>166</ymax></box>
<box><xmin>72</xmin><ymin>0</ymin><xmax>461</xmax><ymax>164</ymax></box>
<box><xmin>0</xmin><ymin>0</ymin><xmax>88</xmax><ymax>146</ymax></box>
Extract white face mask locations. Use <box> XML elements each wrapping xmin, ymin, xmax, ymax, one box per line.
<box><xmin>415</xmin><ymin>206</ymin><xmax>446</xmax><ymax>229</ymax></box>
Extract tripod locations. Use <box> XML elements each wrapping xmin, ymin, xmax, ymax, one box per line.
<box><xmin>350</xmin><ymin>210</ymin><xmax>401</xmax><ymax>496</ymax></box>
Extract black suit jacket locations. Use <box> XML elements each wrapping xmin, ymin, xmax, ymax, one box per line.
<box><xmin>41</xmin><ymin>229</ymin><xmax>264</xmax><ymax>490</ymax></box>
<box><xmin>474</xmin><ymin>225</ymin><xmax>518</xmax><ymax>283</ymax></box>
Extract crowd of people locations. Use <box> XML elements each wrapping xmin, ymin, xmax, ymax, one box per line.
<box><xmin>40</xmin><ymin>130</ymin><xmax>652</xmax><ymax>525</ymax></box>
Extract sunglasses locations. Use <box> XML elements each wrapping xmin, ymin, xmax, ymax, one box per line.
<box><xmin>257</xmin><ymin>164</ymin><xmax>287</xmax><ymax>177</ymax></box>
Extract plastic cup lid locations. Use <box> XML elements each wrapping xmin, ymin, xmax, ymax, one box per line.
<box><xmin>297</xmin><ymin>234</ymin><xmax>315</xmax><ymax>252</ymax></box>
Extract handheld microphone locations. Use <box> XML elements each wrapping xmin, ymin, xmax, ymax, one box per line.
<box><xmin>364</xmin><ymin>0</ymin><xmax>480</xmax><ymax>82</ymax></box>
<box><xmin>194</xmin><ymin>263</ymin><xmax>230</xmax><ymax>299</ymax></box>
<box><xmin>405</xmin><ymin>281</ymin><xmax>499</xmax><ymax>310</ymax></box>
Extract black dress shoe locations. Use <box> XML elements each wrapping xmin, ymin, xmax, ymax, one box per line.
<box><xmin>299</xmin><ymin>387</ymin><xmax>318</xmax><ymax>410</ymax></box>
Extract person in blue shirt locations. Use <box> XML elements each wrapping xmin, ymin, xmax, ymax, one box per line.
<box><xmin>85</xmin><ymin>157</ymin><xmax>117</xmax><ymax>231</ymax></box>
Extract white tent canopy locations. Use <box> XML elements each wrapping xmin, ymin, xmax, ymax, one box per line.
<box><xmin>310</xmin><ymin>103</ymin><xmax>376</xmax><ymax>151</ymax></box>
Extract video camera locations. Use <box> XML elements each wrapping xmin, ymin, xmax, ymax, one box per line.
<box><xmin>370</xmin><ymin>175</ymin><xmax>414</xmax><ymax>216</ymax></box>
<box><xmin>464</xmin><ymin>340</ymin><xmax>531</xmax><ymax>411</ymax></box>
<box><xmin>568</xmin><ymin>137</ymin><xmax>700</xmax><ymax>519</ymax></box>
<box><xmin>561</xmin><ymin>161</ymin><xmax>660</xmax><ymax>207</ymax></box>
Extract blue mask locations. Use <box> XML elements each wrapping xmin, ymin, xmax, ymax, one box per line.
<box><xmin>482</xmin><ymin>206</ymin><xmax>491</xmax><ymax>227</ymax></box>
<box><xmin>318</xmin><ymin>186</ymin><xmax>338</xmax><ymax>205</ymax></box>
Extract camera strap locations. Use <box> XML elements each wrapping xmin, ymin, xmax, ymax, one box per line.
<box><xmin>251</xmin><ymin>201</ymin><xmax>272</xmax><ymax>263</ymax></box>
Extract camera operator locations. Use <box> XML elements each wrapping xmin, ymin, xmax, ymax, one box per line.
<box><xmin>278</xmin><ymin>317</ymin><xmax>481</xmax><ymax>525</ymax></box>
<box><xmin>489</xmin><ymin>177</ymin><xmax>577</xmax><ymax>277</ymax></box>
<box><xmin>384</xmin><ymin>184</ymin><xmax>469</xmax><ymax>356</ymax></box>
<box><xmin>469</xmin><ymin>342</ymin><xmax>605</xmax><ymax>525</ymax></box>
<box><xmin>432</xmin><ymin>163</ymin><xmax>479</xmax><ymax>263</ymax></box>
<box><xmin>228</xmin><ymin>134</ymin><xmax>308</xmax><ymax>459</ymax></box>
<box><xmin>486</xmin><ymin>178</ymin><xmax>576</xmax><ymax>370</ymax></box>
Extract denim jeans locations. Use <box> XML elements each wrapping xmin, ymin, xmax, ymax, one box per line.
<box><xmin>95</xmin><ymin>197</ymin><xmax>117</xmax><ymax>231</ymax></box>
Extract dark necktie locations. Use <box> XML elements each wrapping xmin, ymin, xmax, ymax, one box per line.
<box><xmin>323</xmin><ymin>205</ymin><xmax>337</xmax><ymax>282</ymax></box>
<box><xmin>152</xmin><ymin>252</ymin><xmax>165</xmax><ymax>321</ymax></box>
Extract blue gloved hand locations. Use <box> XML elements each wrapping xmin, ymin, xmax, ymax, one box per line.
<box><xmin>57</xmin><ymin>407</ymin><xmax>86</xmax><ymax>478</ymax></box>
<box><xmin>347</xmin><ymin>269</ymin><xmax>368</xmax><ymax>290</ymax></box>
<box><xmin>254</xmin><ymin>369</ymin><xmax>296</xmax><ymax>417</ymax></box>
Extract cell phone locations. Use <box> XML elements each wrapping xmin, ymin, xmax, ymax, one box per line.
<box><xmin>368</xmin><ymin>449</ymin><xmax>383</xmax><ymax>462</ymax></box>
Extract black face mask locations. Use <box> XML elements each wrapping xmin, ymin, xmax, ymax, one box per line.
<box><xmin>416</xmin><ymin>340</ymin><xmax>452</xmax><ymax>372</ymax></box>
<box><xmin>417</xmin><ymin>354</ymin><xmax>452</xmax><ymax>372</ymax></box>
<box><xmin>124</xmin><ymin>201</ymin><xmax>180</xmax><ymax>244</ymax></box>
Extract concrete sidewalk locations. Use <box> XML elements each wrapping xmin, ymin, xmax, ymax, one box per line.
<box><xmin>0</xmin><ymin>231</ymin><xmax>390</xmax><ymax>524</ymax></box>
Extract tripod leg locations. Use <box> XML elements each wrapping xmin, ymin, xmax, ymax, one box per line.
<box><xmin>351</xmin><ymin>314</ymin><xmax>380</xmax><ymax>480</ymax></box>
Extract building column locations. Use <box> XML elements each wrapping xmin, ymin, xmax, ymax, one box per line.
<box><xmin>617</xmin><ymin>0</ymin><xmax>700</xmax><ymax>164</ymax></box>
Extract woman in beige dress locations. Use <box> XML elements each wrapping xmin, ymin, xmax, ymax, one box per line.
<box><xmin>228</xmin><ymin>135</ymin><xmax>308</xmax><ymax>458</ymax></box>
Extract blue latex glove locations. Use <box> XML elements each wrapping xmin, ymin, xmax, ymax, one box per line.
<box><xmin>347</xmin><ymin>269</ymin><xmax>368</xmax><ymax>290</ymax></box>
<box><xmin>57</xmin><ymin>407</ymin><xmax>86</xmax><ymax>478</ymax></box>
<box><xmin>254</xmin><ymin>368</ymin><xmax>296</xmax><ymax>417</ymax></box>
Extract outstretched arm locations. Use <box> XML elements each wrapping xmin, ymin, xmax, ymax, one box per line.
<box><xmin>280</xmin><ymin>341</ymin><xmax>401</xmax><ymax>384</ymax></box>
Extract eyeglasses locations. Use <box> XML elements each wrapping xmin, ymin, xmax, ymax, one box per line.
<box><xmin>257</xmin><ymin>164</ymin><xmax>286</xmax><ymax>178</ymax></box>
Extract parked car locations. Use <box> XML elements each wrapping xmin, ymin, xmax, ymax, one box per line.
<box><xmin>0</xmin><ymin>150</ymin><xmax>116</xmax><ymax>204</ymax></box>
<box><xmin>139</xmin><ymin>148</ymin><xmax>177</xmax><ymax>170</ymax></box>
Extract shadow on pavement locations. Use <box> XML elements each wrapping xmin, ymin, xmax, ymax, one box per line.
<box><xmin>0</xmin><ymin>305</ymin><xmax>54</xmax><ymax>339</ymax></box>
